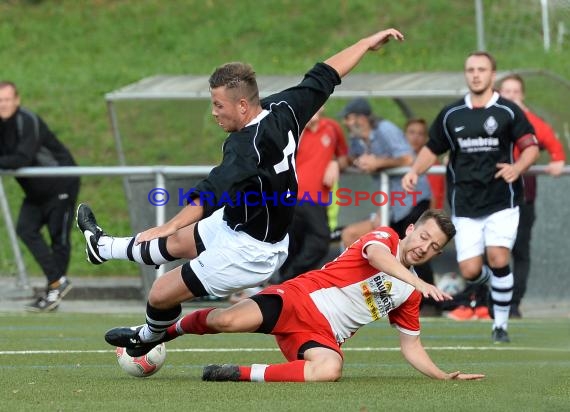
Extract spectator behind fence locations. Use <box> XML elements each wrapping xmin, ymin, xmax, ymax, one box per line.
<box><xmin>277</xmin><ymin>106</ymin><xmax>349</xmax><ymax>283</ymax></box>
<box><xmin>498</xmin><ymin>74</ymin><xmax>566</xmax><ymax>319</ymax></box>
<box><xmin>404</xmin><ymin>118</ymin><xmax>446</xmax><ymax>210</ymax></box>
<box><xmin>402</xmin><ymin>52</ymin><xmax>539</xmax><ymax>343</ymax></box>
<box><xmin>339</xmin><ymin>98</ymin><xmax>432</xmax><ymax>247</ymax></box>
<box><xmin>0</xmin><ymin>81</ymin><xmax>80</xmax><ymax>312</ymax></box>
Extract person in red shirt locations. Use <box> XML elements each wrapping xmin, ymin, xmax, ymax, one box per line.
<box><xmin>277</xmin><ymin>107</ymin><xmax>349</xmax><ymax>282</ymax></box>
<box><xmin>498</xmin><ymin>74</ymin><xmax>566</xmax><ymax>318</ymax></box>
<box><xmin>404</xmin><ymin>118</ymin><xmax>445</xmax><ymax>210</ymax></box>
<box><xmin>128</xmin><ymin>209</ymin><xmax>484</xmax><ymax>382</ymax></box>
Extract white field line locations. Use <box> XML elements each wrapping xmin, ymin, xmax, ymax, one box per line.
<box><xmin>0</xmin><ymin>346</ymin><xmax>568</xmax><ymax>355</ymax></box>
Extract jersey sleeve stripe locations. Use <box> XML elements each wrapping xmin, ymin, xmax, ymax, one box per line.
<box><xmin>361</xmin><ymin>240</ymin><xmax>390</xmax><ymax>259</ymax></box>
<box><xmin>393</xmin><ymin>324</ymin><xmax>421</xmax><ymax>336</ymax></box>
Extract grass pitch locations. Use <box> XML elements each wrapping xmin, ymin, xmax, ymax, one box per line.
<box><xmin>0</xmin><ymin>312</ymin><xmax>568</xmax><ymax>411</ymax></box>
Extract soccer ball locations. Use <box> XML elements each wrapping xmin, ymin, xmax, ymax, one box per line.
<box><xmin>435</xmin><ymin>272</ymin><xmax>466</xmax><ymax>297</ymax></box>
<box><xmin>116</xmin><ymin>343</ymin><xmax>166</xmax><ymax>377</ymax></box>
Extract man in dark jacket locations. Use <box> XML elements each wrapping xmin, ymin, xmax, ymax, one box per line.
<box><xmin>0</xmin><ymin>81</ymin><xmax>80</xmax><ymax>312</ymax></box>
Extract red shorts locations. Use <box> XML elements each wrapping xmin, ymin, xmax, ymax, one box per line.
<box><xmin>258</xmin><ymin>284</ymin><xmax>343</xmax><ymax>362</ymax></box>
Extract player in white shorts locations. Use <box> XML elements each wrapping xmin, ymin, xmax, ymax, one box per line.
<box><xmin>123</xmin><ymin>210</ymin><xmax>484</xmax><ymax>382</ymax></box>
<box><xmin>402</xmin><ymin>51</ymin><xmax>539</xmax><ymax>343</ymax></box>
<box><xmin>452</xmin><ymin>207</ymin><xmax>520</xmax><ymax>262</ymax></box>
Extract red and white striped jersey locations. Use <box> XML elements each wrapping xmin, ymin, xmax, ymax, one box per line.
<box><xmin>284</xmin><ymin>227</ymin><xmax>421</xmax><ymax>344</ymax></box>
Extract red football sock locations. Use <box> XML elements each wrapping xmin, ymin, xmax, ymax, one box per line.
<box><xmin>240</xmin><ymin>360</ymin><xmax>306</xmax><ymax>382</ymax></box>
<box><xmin>165</xmin><ymin>308</ymin><xmax>216</xmax><ymax>340</ymax></box>
<box><xmin>264</xmin><ymin>360</ymin><xmax>306</xmax><ymax>382</ymax></box>
<box><xmin>238</xmin><ymin>366</ymin><xmax>251</xmax><ymax>381</ymax></box>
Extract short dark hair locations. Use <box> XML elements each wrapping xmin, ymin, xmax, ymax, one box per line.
<box><xmin>466</xmin><ymin>51</ymin><xmax>497</xmax><ymax>71</ymax></box>
<box><xmin>415</xmin><ymin>209</ymin><xmax>456</xmax><ymax>242</ymax></box>
<box><xmin>497</xmin><ymin>73</ymin><xmax>525</xmax><ymax>93</ymax></box>
<box><xmin>208</xmin><ymin>62</ymin><xmax>259</xmax><ymax>104</ymax></box>
<box><xmin>404</xmin><ymin>117</ymin><xmax>427</xmax><ymax>131</ymax></box>
<box><xmin>0</xmin><ymin>81</ymin><xmax>19</xmax><ymax>96</ymax></box>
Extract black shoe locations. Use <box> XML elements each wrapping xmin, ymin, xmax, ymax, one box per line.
<box><xmin>202</xmin><ymin>364</ymin><xmax>241</xmax><ymax>381</ymax></box>
<box><xmin>25</xmin><ymin>279</ymin><xmax>72</xmax><ymax>313</ymax></box>
<box><xmin>492</xmin><ymin>327</ymin><xmax>510</xmax><ymax>343</ymax></box>
<box><xmin>76</xmin><ymin>203</ymin><xmax>107</xmax><ymax>265</ymax></box>
<box><xmin>105</xmin><ymin>326</ymin><xmax>163</xmax><ymax>357</ymax></box>
<box><xmin>25</xmin><ymin>294</ymin><xmax>59</xmax><ymax>312</ymax></box>
<box><xmin>509</xmin><ymin>305</ymin><xmax>522</xmax><ymax>319</ymax></box>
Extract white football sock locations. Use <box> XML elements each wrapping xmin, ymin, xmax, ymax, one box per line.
<box><xmin>491</xmin><ymin>272</ymin><xmax>513</xmax><ymax>330</ymax></box>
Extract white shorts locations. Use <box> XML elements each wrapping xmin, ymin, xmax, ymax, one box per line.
<box><xmin>189</xmin><ymin>208</ymin><xmax>289</xmax><ymax>297</ymax></box>
<box><xmin>452</xmin><ymin>207</ymin><xmax>519</xmax><ymax>263</ymax></box>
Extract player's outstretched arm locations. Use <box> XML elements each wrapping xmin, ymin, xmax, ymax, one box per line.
<box><xmin>366</xmin><ymin>243</ymin><xmax>451</xmax><ymax>302</ymax></box>
<box><xmin>399</xmin><ymin>332</ymin><xmax>485</xmax><ymax>380</ymax></box>
<box><xmin>324</xmin><ymin>28</ymin><xmax>404</xmax><ymax>79</ymax></box>
<box><xmin>136</xmin><ymin>204</ymin><xmax>204</xmax><ymax>244</ymax></box>
<box><xmin>402</xmin><ymin>146</ymin><xmax>438</xmax><ymax>192</ymax></box>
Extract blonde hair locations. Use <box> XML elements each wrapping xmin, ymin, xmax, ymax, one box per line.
<box><xmin>208</xmin><ymin>62</ymin><xmax>259</xmax><ymax>104</ymax></box>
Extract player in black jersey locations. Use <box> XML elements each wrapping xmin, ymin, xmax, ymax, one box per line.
<box><xmin>81</xmin><ymin>28</ymin><xmax>406</xmax><ymax>356</ymax></box>
<box><xmin>402</xmin><ymin>52</ymin><xmax>539</xmax><ymax>343</ymax></box>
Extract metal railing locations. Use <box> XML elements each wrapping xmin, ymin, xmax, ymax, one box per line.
<box><xmin>0</xmin><ymin>166</ymin><xmax>215</xmax><ymax>287</ymax></box>
<box><xmin>1</xmin><ymin>164</ymin><xmax>565</xmax><ymax>288</ymax></box>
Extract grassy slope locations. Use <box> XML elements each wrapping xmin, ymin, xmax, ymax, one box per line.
<box><xmin>0</xmin><ymin>0</ymin><xmax>568</xmax><ymax>277</ymax></box>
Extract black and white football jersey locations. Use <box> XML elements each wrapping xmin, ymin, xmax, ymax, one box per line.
<box><xmin>190</xmin><ymin>63</ymin><xmax>341</xmax><ymax>242</ymax></box>
<box><xmin>428</xmin><ymin>91</ymin><xmax>537</xmax><ymax>218</ymax></box>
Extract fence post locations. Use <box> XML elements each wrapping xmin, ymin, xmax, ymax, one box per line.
<box><xmin>541</xmin><ymin>0</ymin><xmax>551</xmax><ymax>51</ymax></box>
<box><xmin>0</xmin><ymin>177</ymin><xmax>29</xmax><ymax>288</ymax></box>
<box><xmin>379</xmin><ymin>172</ymin><xmax>390</xmax><ymax>227</ymax></box>
<box><xmin>154</xmin><ymin>170</ymin><xmax>167</xmax><ymax>278</ymax></box>
<box><xmin>475</xmin><ymin>0</ymin><xmax>486</xmax><ymax>50</ymax></box>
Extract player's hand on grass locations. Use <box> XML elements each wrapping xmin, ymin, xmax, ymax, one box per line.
<box><xmin>135</xmin><ymin>222</ymin><xmax>178</xmax><ymax>245</ymax></box>
<box><xmin>446</xmin><ymin>371</ymin><xmax>486</xmax><ymax>380</ymax></box>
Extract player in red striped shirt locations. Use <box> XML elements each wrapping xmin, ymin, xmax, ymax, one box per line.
<box><xmin>162</xmin><ymin>209</ymin><xmax>484</xmax><ymax>382</ymax></box>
